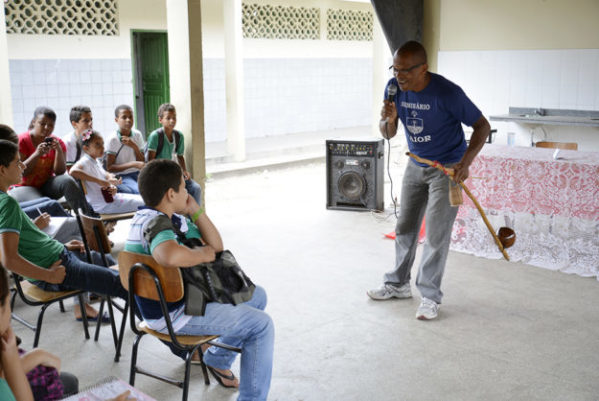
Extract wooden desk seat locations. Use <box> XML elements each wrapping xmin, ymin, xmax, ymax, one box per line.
<box><xmin>99</xmin><ymin>211</ymin><xmax>136</xmax><ymax>222</ymax></box>
<box><xmin>137</xmin><ymin>321</ymin><xmax>219</xmax><ymax>345</ymax></box>
<box><xmin>20</xmin><ymin>280</ymin><xmax>80</xmax><ymax>302</ymax></box>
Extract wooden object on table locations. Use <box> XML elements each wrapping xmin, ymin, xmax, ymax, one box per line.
<box><xmin>535</xmin><ymin>141</ymin><xmax>578</xmax><ymax>150</ymax></box>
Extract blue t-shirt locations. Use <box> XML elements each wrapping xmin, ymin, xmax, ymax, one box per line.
<box><xmin>385</xmin><ymin>73</ymin><xmax>482</xmax><ymax>166</ymax></box>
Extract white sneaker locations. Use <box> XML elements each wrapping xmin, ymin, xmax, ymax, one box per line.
<box><xmin>367</xmin><ymin>283</ymin><xmax>412</xmax><ymax>300</ymax></box>
<box><xmin>416</xmin><ymin>297</ymin><xmax>439</xmax><ymax>320</ymax></box>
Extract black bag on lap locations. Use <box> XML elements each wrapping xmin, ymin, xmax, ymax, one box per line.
<box><xmin>143</xmin><ymin>214</ymin><xmax>256</xmax><ymax>316</ymax></box>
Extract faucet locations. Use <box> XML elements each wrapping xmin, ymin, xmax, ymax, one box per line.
<box><xmin>534</xmin><ymin>108</ymin><xmax>546</xmax><ymax>116</ymax></box>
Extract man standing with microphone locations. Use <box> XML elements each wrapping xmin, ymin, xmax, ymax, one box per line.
<box><xmin>367</xmin><ymin>40</ymin><xmax>490</xmax><ymax>320</ymax></box>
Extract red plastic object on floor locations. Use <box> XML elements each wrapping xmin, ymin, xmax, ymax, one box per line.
<box><xmin>385</xmin><ymin>217</ymin><xmax>426</xmax><ymax>243</ymax></box>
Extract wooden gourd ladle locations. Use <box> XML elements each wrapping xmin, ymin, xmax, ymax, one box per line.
<box><xmin>406</xmin><ymin>152</ymin><xmax>513</xmax><ymax>261</ymax></box>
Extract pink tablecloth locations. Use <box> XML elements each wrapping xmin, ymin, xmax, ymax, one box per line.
<box><xmin>451</xmin><ymin>145</ymin><xmax>599</xmax><ymax>278</ymax></box>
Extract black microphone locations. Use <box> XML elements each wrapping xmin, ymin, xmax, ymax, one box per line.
<box><xmin>386</xmin><ymin>83</ymin><xmax>398</xmax><ymax>102</ymax></box>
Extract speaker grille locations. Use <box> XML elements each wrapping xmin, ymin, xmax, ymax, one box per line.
<box><xmin>338</xmin><ymin>171</ymin><xmax>366</xmax><ymax>200</ymax></box>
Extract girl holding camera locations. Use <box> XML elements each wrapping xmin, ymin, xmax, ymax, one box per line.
<box><xmin>8</xmin><ymin>107</ymin><xmax>90</xmax><ymax>214</ymax></box>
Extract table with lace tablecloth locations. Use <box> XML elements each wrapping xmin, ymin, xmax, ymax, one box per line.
<box><xmin>451</xmin><ymin>144</ymin><xmax>599</xmax><ymax>279</ymax></box>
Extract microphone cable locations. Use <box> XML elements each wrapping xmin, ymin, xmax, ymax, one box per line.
<box><xmin>384</xmin><ymin>121</ymin><xmax>399</xmax><ymax>220</ymax></box>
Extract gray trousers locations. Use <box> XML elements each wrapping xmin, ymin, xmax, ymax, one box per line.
<box><xmin>384</xmin><ymin>161</ymin><xmax>458</xmax><ymax>304</ymax></box>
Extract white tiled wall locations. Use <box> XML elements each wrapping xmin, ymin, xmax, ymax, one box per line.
<box><xmin>438</xmin><ymin>49</ymin><xmax>599</xmax><ymax>149</ymax></box>
<box><xmin>204</xmin><ymin>58</ymin><xmax>372</xmax><ymax>142</ymax></box>
<box><xmin>9</xmin><ymin>59</ymin><xmax>134</xmax><ymax>139</ymax></box>
<box><xmin>11</xmin><ymin>57</ymin><xmax>373</xmax><ymax>143</ymax></box>
<box><xmin>438</xmin><ymin>49</ymin><xmax>599</xmax><ymax>114</ymax></box>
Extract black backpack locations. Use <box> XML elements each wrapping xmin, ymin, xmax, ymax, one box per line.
<box><xmin>143</xmin><ymin>128</ymin><xmax>181</xmax><ymax>161</ymax></box>
<box><xmin>143</xmin><ymin>214</ymin><xmax>255</xmax><ymax>316</ymax></box>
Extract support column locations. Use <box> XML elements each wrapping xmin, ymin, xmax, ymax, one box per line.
<box><xmin>223</xmin><ymin>0</ymin><xmax>246</xmax><ymax>162</ymax></box>
<box><xmin>165</xmin><ymin>0</ymin><xmax>206</xmax><ymax>195</ymax></box>
<box><xmin>372</xmin><ymin>11</ymin><xmax>388</xmax><ymax>138</ymax></box>
<box><xmin>0</xmin><ymin>3</ymin><xmax>13</xmax><ymax>126</ymax></box>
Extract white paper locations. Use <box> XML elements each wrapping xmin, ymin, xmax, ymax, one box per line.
<box><xmin>61</xmin><ymin>377</ymin><xmax>156</xmax><ymax>401</ymax></box>
<box><xmin>40</xmin><ymin>216</ymin><xmax>70</xmax><ymax>238</ymax></box>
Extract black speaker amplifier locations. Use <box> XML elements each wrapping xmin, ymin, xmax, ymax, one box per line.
<box><xmin>326</xmin><ymin>138</ymin><xmax>384</xmax><ymax>211</ymax></box>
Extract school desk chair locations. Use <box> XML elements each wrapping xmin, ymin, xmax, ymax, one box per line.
<box><xmin>118</xmin><ymin>251</ymin><xmax>241</xmax><ymax>401</ymax></box>
<box><xmin>7</xmin><ymin>251</ymin><xmax>90</xmax><ymax>348</ymax></box>
<box><xmin>74</xmin><ymin>209</ymin><xmax>128</xmax><ymax>361</ymax></box>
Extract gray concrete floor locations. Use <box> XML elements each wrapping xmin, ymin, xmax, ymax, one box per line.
<box><xmin>11</xmin><ymin>159</ymin><xmax>599</xmax><ymax>401</ymax></box>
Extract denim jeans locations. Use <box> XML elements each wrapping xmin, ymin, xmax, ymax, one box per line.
<box><xmin>175</xmin><ymin>285</ymin><xmax>274</xmax><ymax>401</ymax></box>
<box><xmin>185</xmin><ymin>179</ymin><xmax>202</xmax><ymax>206</ymax></box>
<box><xmin>20</xmin><ymin>197</ymin><xmax>70</xmax><ymax>218</ymax></box>
<box><xmin>34</xmin><ymin>248</ymin><xmax>126</xmax><ymax>300</ymax></box>
<box><xmin>116</xmin><ymin>171</ymin><xmax>140</xmax><ymax>194</ymax></box>
<box><xmin>383</xmin><ymin>161</ymin><xmax>459</xmax><ymax>304</ymax></box>
<box><xmin>9</xmin><ymin>175</ymin><xmax>93</xmax><ymax>214</ymax></box>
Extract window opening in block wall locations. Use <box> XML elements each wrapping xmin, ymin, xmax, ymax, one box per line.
<box><xmin>242</xmin><ymin>3</ymin><xmax>320</xmax><ymax>40</ymax></box>
<box><xmin>327</xmin><ymin>8</ymin><xmax>372</xmax><ymax>41</ymax></box>
<box><xmin>5</xmin><ymin>0</ymin><xmax>119</xmax><ymax>36</ymax></box>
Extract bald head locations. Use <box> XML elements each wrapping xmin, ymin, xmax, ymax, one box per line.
<box><xmin>394</xmin><ymin>40</ymin><xmax>427</xmax><ymax>64</ymax></box>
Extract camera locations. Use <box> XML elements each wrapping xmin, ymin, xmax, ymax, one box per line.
<box><xmin>44</xmin><ymin>137</ymin><xmax>54</xmax><ymax>144</ymax></box>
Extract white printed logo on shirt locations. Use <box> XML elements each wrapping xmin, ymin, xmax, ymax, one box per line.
<box><xmin>406</xmin><ymin>111</ymin><xmax>431</xmax><ymax>143</ymax></box>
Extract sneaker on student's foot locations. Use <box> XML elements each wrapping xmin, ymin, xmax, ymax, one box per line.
<box><xmin>416</xmin><ymin>297</ymin><xmax>439</xmax><ymax>320</ymax></box>
<box><xmin>367</xmin><ymin>283</ymin><xmax>412</xmax><ymax>300</ymax></box>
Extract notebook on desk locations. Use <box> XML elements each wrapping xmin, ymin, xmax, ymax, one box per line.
<box><xmin>61</xmin><ymin>376</ymin><xmax>156</xmax><ymax>401</ymax></box>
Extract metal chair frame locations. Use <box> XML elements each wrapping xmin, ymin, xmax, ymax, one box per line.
<box><xmin>10</xmin><ymin>273</ymin><xmax>90</xmax><ymax>347</ymax></box>
<box><xmin>74</xmin><ymin>209</ymin><xmax>127</xmax><ymax>361</ymax></box>
<box><xmin>120</xmin><ymin>251</ymin><xmax>241</xmax><ymax>401</ymax></box>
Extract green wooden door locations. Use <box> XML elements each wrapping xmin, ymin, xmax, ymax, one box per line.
<box><xmin>133</xmin><ymin>32</ymin><xmax>169</xmax><ymax>136</ymax></box>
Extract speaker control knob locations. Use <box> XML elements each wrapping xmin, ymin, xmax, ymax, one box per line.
<box><xmin>361</xmin><ymin>160</ymin><xmax>370</xmax><ymax>169</ymax></box>
<box><xmin>335</xmin><ymin>161</ymin><xmax>344</xmax><ymax>169</ymax></box>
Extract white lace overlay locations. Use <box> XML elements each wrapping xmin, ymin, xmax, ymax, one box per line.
<box><xmin>450</xmin><ymin>145</ymin><xmax>599</xmax><ymax>280</ymax></box>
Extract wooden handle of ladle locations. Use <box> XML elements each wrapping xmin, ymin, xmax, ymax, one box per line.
<box><xmin>406</xmin><ymin>152</ymin><xmax>510</xmax><ymax>261</ymax></box>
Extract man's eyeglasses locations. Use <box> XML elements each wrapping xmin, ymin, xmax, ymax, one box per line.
<box><xmin>389</xmin><ymin>62</ymin><xmax>424</xmax><ymax>75</ymax></box>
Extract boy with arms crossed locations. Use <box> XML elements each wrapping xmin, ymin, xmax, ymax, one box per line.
<box><xmin>126</xmin><ymin>159</ymin><xmax>273</xmax><ymax>400</ymax></box>
<box><xmin>145</xmin><ymin>103</ymin><xmax>202</xmax><ymax>205</ymax></box>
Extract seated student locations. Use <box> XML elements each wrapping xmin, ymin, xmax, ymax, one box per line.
<box><xmin>70</xmin><ymin>130</ymin><xmax>144</xmax><ymax>215</ymax></box>
<box><xmin>0</xmin><ymin>265</ymin><xmax>34</xmax><ymax>401</ymax></box>
<box><xmin>7</xmin><ymin>108</ymin><xmax>90</xmax><ymax>214</ymax></box>
<box><xmin>63</xmin><ymin>105</ymin><xmax>93</xmax><ymax>169</ymax></box>
<box><xmin>0</xmin><ymin>139</ymin><xmax>126</xmax><ymax>320</ymax></box>
<box><xmin>105</xmin><ymin>105</ymin><xmax>145</xmax><ymax>194</ymax></box>
<box><xmin>17</xmin><ymin>335</ymin><xmax>79</xmax><ymax>400</ymax></box>
<box><xmin>125</xmin><ymin>159</ymin><xmax>274</xmax><ymax>400</ymax></box>
<box><xmin>146</xmin><ymin>103</ymin><xmax>202</xmax><ymax>205</ymax></box>
<box><xmin>0</xmin><ymin>266</ymin><xmax>134</xmax><ymax>401</ymax></box>
<box><xmin>0</xmin><ymin>124</ymin><xmax>81</xmax><ymax>244</ymax></box>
